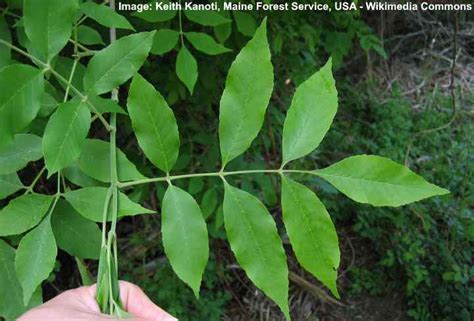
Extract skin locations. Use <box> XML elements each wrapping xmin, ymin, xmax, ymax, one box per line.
<box><xmin>18</xmin><ymin>281</ymin><xmax>177</xmax><ymax>321</ymax></box>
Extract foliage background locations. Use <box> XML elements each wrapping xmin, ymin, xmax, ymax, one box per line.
<box><xmin>0</xmin><ymin>1</ymin><xmax>472</xmax><ymax>320</ymax></box>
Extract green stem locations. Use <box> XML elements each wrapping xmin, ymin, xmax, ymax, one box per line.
<box><xmin>23</xmin><ymin>166</ymin><xmax>47</xmax><ymax>194</ymax></box>
<box><xmin>118</xmin><ymin>169</ymin><xmax>316</xmax><ymax>188</ymax></box>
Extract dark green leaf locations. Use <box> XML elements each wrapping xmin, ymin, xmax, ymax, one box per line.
<box><xmin>133</xmin><ymin>1</ymin><xmax>177</xmax><ymax>22</ymax></box>
<box><xmin>315</xmin><ymin>155</ymin><xmax>450</xmax><ymax>206</ymax></box>
<box><xmin>176</xmin><ymin>45</ymin><xmax>198</xmax><ymax>94</ymax></box>
<box><xmin>201</xmin><ymin>188</ymin><xmax>218</xmax><ymax>219</ymax></box>
<box><xmin>80</xmin><ymin>1</ymin><xmax>134</xmax><ymax>30</ymax></box>
<box><xmin>0</xmin><ymin>194</ymin><xmax>53</xmax><ymax>236</ymax></box>
<box><xmin>281</xmin><ymin>176</ymin><xmax>340</xmax><ymax>297</ymax></box>
<box><xmin>185</xmin><ymin>32</ymin><xmax>231</xmax><ymax>55</ymax></box>
<box><xmin>77</xmin><ymin>25</ymin><xmax>104</xmax><ymax>45</ymax></box>
<box><xmin>219</xmin><ymin>20</ymin><xmax>273</xmax><ymax>166</ymax></box>
<box><xmin>55</xmin><ymin>57</ymin><xmax>86</xmax><ymax>93</ymax></box>
<box><xmin>162</xmin><ymin>185</ymin><xmax>209</xmax><ymax>297</ymax></box>
<box><xmin>42</xmin><ymin>99</ymin><xmax>91</xmax><ymax>174</ymax></box>
<box><xmin>282</xmin><ymin>59</ymin><xmax>337</xmax><ymax>165</ymax></box>
<box><xmin>128</xmin><ymin>74</ymin><xmax>180</xmax><ymax>172</ymax></box>
<box><xmin>0</xmin><ymin>16</ymin><xmax>12</xmax><ymax>67</ymax></box>
<box><xmin>184</xmin><ymin>10</ymin><xmax>230</xmax><ymax>26</ymax></box>
<box><xmin>39</xmin><ymin>93</ymin><xmax>58</xmax><ymax>117</ymax></box>
<box><xmin>223</xmin><ymin>182</ymin><xmax>289</xmax><ymax>319</ymax></box>
<box><xmin>150</xmin><ymin>29</ymin><xmax>179</xmax><ymax>55</ymax></box>
<box><xmin>0</xmin><ymin>134</ymin><xmax>42</xmax><ymax>175</ymax></box>
<box><xmin>233</xmin><ymin>11</ymin><xmax>257</xmax><ymax>37</ymax></box>
<box><xmin>83</xmin><ymin>31</ymin><xmax>155</xmax><ymax>95</ymax></box>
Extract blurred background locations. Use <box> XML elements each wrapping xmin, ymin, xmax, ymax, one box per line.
<box><xmin>3</xmin><ymin>1</ymin><xmax>473</xmax><ymax>320</ymax></box>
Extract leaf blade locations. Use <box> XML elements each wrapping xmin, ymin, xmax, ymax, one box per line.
<box><xmin>176</xmin><ymin>45</ymin><xmax>198</xmax><ymax>95</ymax></box>
<box><xmin>80</xmin><ymin>1</ymin><xmax>134</xmax><ymax>30</ymax></box>
<box><xmin>315</xmin><ymin>155</ymin><xmax>450</xmax><ymax>206</ymax></box>
<box><xmin>0</xmin><ymin>134</ymin><xmax>42</xmax><ymax>175</ymax></box>
<box><xmin>0</xmin><ymin>173</ymin><xmax>24</xmax><ymax>200</ymax></box>
<box><xmin>185</xmin><ymin>32</ymin><xmax>231</xmax><ymax>55</ymax></box>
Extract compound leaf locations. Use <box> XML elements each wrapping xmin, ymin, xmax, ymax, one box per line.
<box><xmin>184</xmin><ymin>10</ymin><xmax>230</xmax><ymax>26</ymax></box>
<box><xmin>23</xmin><ymin>0</ymin><xmax>78</xmax><ymax>62</ymax></box>
<box><xmin>151</xmin><ymin>29</ymin><xmax>179</xmax><ymax>55</ymax></box>
<box><xmin>77</xmin><ymin>139</ymin><xmax>146</xmax><ymax>182</ymax></box>
<box><xmin>185</xmin><ymin>32</ymin><xmax>231</xmax><ymax>55</ymax></box>
<box><xmin>80</xmin><ymin>1</ymin><xmax>134</xmax><ymax>30</ymax></box>
<box><xmin>15</xmin><ymin>215</ymin><xmax>57</xmax><ymax>305</ymax></box>
<box><xmin>128</xmin><ymin>74</ymin><xmax>180</xmax><ymax>172</ymax></box>
<box><xmin>281</xmin><ymin>176</ymin><xmax>340</xmax><ymax>297</ymax></box>
<box><xmin>0</xmin><ymin>194</ymin><xmax>53</xmax><ymax>237</ymax></box>
<box><xmin>64</xmin><ymin>187</ymin><xmax>154</xmax><ymax>222</ymax></box>
<box><xmin>315</xmin><ymin>155</ymin><xmax>450</xmax><ymax>206</ymax></box>
<box><xmin>42</xmin><ymin>99</ymin><xmax>91</xmax><ymax>175</ymax></box>
<box><xmin>219</xmin><ymin>19</ymin><xmax>273</xmax><ymax>166</ymax></box>
<box><xmin>51</xmin><ymin>199</ymin><xmax>101</xmax><ymax>259</ymax></box>
<box><xmin>0</xmin><ymin>173</ymin><xmax>24</xmax><ymax>200</ymax></box>
<box><xmin>0</xmin><ymin>64</ymin><xmax>43</xmax><ymax>149</ymax></box>
<box><xmin>176</xmin><ymin>45</ymin><xmax>198</xmax><ymax>94</ymax></box>
<box><xmin>282</xmin><ymin>58</ymin><xmax>337</xmax><ymax>165</ymax></box>
<box><xmin>83</xmin><ymin>31</ymin><xmax>155</xmax><ymax>95</ymax></box>
<box><xmin>162</xmin><ymin>185</ymin><xmax>209</xmax><ymax>298</ymax></box>
<box><xmin>0</xmin><ymin>134</ymin><xmax>42</xmax><ymax>175</ymax></box>
<box><xmin>223</xmin><ymin>182</ymin><xmax>289</xmax><ymax>319</ymax></box>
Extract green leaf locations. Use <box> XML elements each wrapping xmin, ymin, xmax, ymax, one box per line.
<box><xmin>63</xmin><ymin>165</ymin><xmax>107</xmax><ymax>188</ymax></box>
<box><xmin>0</xmin><ymin>240</ymin><xmax>42</xmax><ymax>320</ymax></box>
<box><xmin>133</xmin><ymin>0</ymin><xmax>177</xmax><ymax>22</ymax></box>
<box><xmin>282</xmin><ymin>58</ymin><xmax>337</xmax><ymax>165</ymax></box>
<box><xmin>233</xmin><ymin>11</ymin><xmax>257</xmax><ymax>37</ymax></box>
<box><xmin>77</xmin><ymin>25</ymin><xmax>104</xmax><ymax>45</ymax></box>
<box><xmin>55</xmin><ymin>57</ymin><xmax>86</xmax><ymax>93</ymax></box>
<box><xmin>77</xmin><ymin>139</ymin><xmax>146</xmax><ymax>183</ymax></box>
<box><xmin>185</xmin><ymin>32</ymin><xmax>231</xmax><ymax>55</ymax></box>
<box><xmin>0</xmin><ymin>16</ymin><xmax>12</xmax><ymax>67</ymax></box>
<box><xmin>0</xmin><ymin>134</ymin><xmax>42</xmax><ymax>175</ymax></box>
<box><xmin>64</xmin><ymin>187</ymin><xmax>154</xmax><ymax>222</ymax></box>
<box><xmin>0</xmin><ymin>194</ymin><xmax>53</xmax><ymax>236</ymax></box>
<box><xmin>80</xmin><ymin>1</ymin><xmax>134</xmax><ymax>30</ymax></box>
<box><xmin>42</xmin><ymin>99</ymin><xmax>91</xmax><ymax>174</ymax></box>
<box><xmin>128</xmin><ymin>74</ymin><xmax>180</xmax><ymax>172</ymax></box>
<box><xmin>83</xmin><ymin>31</ymin><xmax>155</xmax><ymax>95</ymax></box>
<box><xmin>23</xmin><ymin>0</ymin><xmax>78</xmax><ymax>62</ymax></box>
<box><xmin>223</xmin><ymin>182</ymin><xmax>289</xmax><ymax>319</ymax></box>
<box><xmin>214</xmin><ymin>22</ymin><xmax>232</xmax><ymax>43</ymax></box>
<box><xmin>150</xmin><ymin>29</ymin><xmax>179</xmax><ymax>55</ymax></box>
<box><xmin>219</xmin><ymin>20</ymin><xmax>273</xmax><ymax>166</ymax></box>
<box><xmin>0</xmin><ymin>64</ymin><xmax>43</xmax><ymax>148</ymax></box>
<box><xmin>201</xmin><ymin>188</ymin><xmax>218</xmax><ymax>219</ymax></box>
<box><xmin>315</xmin><ymin>155</ymin><xmax>450</xmax><ymax>206</ymax></box>
<box><xmin>15</xmin><ymin>215</ymin><xmax>57</xmax><ymax>305</ymax></box>
<box><xmin>184</xmin><ymin>10</ymin><xmax>230</xmax><ymax>26</ymax></box>
<box><xmin>88</xmin><ymin>96</ymin><xmax>127</xmax><ymax>115</ymax></box>
<box><xmin>281</xmin><ymin>176</ymin><xmax>340</xmax><ymax>297</ymax></box>
<box><xmin>162</xmin><ymin>185</ymin><xmax>209</xmax><ymax>297</ymax></box>
<box><xmin>0</xmin><ymin>173</ymin><xmax>24</xmax><ymax>200</ymax></box>
<box><xmin>51</xmin><ymin>199</ymin><xmax>101</xmax><ymax>259</ymax></box>
<box><xmin>75</xmin><ymin>257</ymin><xmax>94</xmax><ymax>286</ymax></box>
<box><xmin>176</xmin><ymin>45</ymin><xmax>198</xmax><ymax>95</ymax></box>
<box><xmin>39</xmin><ymin>92</ymin><xmax>58</xmax><ymax>117</ymax></box>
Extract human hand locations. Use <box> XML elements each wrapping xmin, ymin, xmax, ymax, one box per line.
<box><xmin>18</xmin><ymin>281</ymin><xmax>177</xmax><ymax>321</ymax></box>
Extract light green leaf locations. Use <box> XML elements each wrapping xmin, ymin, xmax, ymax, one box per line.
<box><xmin>64</xmin><ymin>187</ymin><xmax>154</xmax><ymax>222</ymax></box>
<box><xmin>150</xmin><ymin>29</ymin><xmax>179</xmax><ymax>55</ymax></box>
<box><xmin>23</xmin><ymin>0</ymin><xmax>78</xmax><ymax>62</ymax></box>
<box><xmin>0</xmin><ymin>173</ymin><xmax>24</xmax><ymax>200</ymax></box>
<box><xmin>15</xmin><ymin>215</ymin><xmax>57</xmax><ymax>305</ymax></box>
<box><xmin>281</xmin><ymin>176</ymin><xmax>340</xmax><ymax>297</ymax></box>
<box><xmin>0</xmin><ymin>16</ymin><xmax>12</xmax><ymax>67</ymax></box>
<box><xmin>223</xmin><ymin>182</ymin><xmax>289</xmax><ymax>319</ymax></box>
<box><xmin>77</xmin><ymin>25</ymin><xmax>104</xmax><ymax>45</ymax></box>
<box><xmin>0</xmin><ymin>64</ymin><xmax>43</xmax><ymax>148</ymax></box>
<box><xmin>185</xmin><ymin>32</ymin><xmax>231</xmax><ymax>55</ymax></box>
<box><xmin>128</xmin><ymin>74</ymin><xmax>180</xmax><ymax>172</ymax></box>
<box><xmin>0</xmin><ymin>194</ymin><xmax>53</xmax><ymax>236</ymax></box>
<box><xmin>88</xmin><ymin>96</ymin><xmax>127</xmax><ymax>115</ymax></box>
<box><xmin>51</xmin><ymin>199</ymin><xmax>101</xmax><ymax>259</ymax></box>
<box><xmin>0</xmin><ymin>134</ymin><xmax>42</xmax><ymax>175</ymax></box>
<box><xmin>176</xmin><ymin>45</ymin><xmax>198</xmax><ymax>94</ymax></box>
<box><xmin>219</xmin><ymin>20</ymin><xmax>273</xmax><ymax>166</ymax></box>
<box><xmin>42</xmin><ymin>99</ymin><xmax>91</xmax><ymax>174</ymax></box>
<box><xmin>184</xmin><ymin>10</ymin><xmax>230</xmax><ymax>26</ymax></box>
<box><xmin>80</xmin><ymin>1</ymin><xmax>134</xmax><ymax>30</ymax></box>
<box><xmin>282</xmin><ymin>58</ymin><xmax>337</xmax><ymax>165</ymax></box>
<box><xmin>133</xmin><ymin>0</ymin><xmax>177</xmax><ymax>22</ymax></box>
<box><xmin>315</xmin><ymin>155</ymin><xmax>450</xmax><ymax>206</ymax></box>
<box><xmin>0</xmin><ymin>240</ymin><xmax>42</xmax><ymax>321</ymax></box>
<box><xmin>83</xmin><ymin>31</ymin><xmax>155</xmax><ymax>95</ymax></box>
<box><xmin>77</xmin><ymin>139</ymin><xmax>146</xmax><ymax>183</ymax></box>
<box><xmin>233</xmin><ymin>11</ymin><xmax>257</xmax><ymax>37</ymax></box>
<box><xmin>162</xmin><ymin>185</ymin><xmax>209</xmax><ymax>297</ymax></box>
<box><xmin>63</xmin><ymin>165</ymin><xmax>107</xmax><ymax>188</ymax></box>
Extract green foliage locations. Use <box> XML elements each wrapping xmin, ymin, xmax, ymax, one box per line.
<box><xmin>0</xmin><ymin>134</ymin><xmax>42</xmax><ymax>175</ymax></box>
<box><xmin>80</xmin><ymin>1</ymin><xmax>134</xmax><ymax>30</ymax></box>
<box><xmin>176</xmin><ymin>45</ymin><xmax>198</xmax><ymax>94</ymax></box>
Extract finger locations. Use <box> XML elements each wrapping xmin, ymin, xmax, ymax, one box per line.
<box><xmin>119</xmin><ymin>281</ymin><xmax>177</xmax><ymax>321</ymax></box>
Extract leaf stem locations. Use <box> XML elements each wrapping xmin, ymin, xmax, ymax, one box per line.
<box><xmin>23</xmin><ymin>166</ymin><xmax>47</xmax><ymax>194</ymax></box>
<box><xmin>118</xmin><ymin>169</ymin><xmax>316</xmax><ymax>188</ymax></box>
